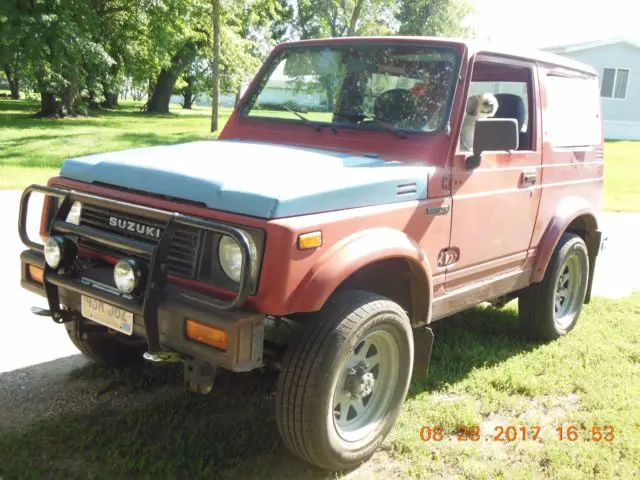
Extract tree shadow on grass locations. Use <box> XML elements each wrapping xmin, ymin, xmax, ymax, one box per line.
<box><xmin>115</xmin><ymin>132</ymin><xmax>213</xmax><ymax>147</ymax></box>
<box><xmin>409</xmin><ymin>303</ymin><xmax>541</xmax><ymax>396</ymax></box>
<box><xmin>0</xmin><ymin>304</ymin><xmax>539</xmax><ymax>480</ymax></box>
<box><xmin>0</xmin><ymin>106</ymin><xmax>216</xmax><ymax>132</ymax></box>
<box><xmin>0</xmin><ymin>98</ymin><xmax>40</xmax><ymax>113</ymax></box>
<box><xmin>0</xmin><ymin>363</ymin><xmax>328</xmax><ymax>480</ymax></box>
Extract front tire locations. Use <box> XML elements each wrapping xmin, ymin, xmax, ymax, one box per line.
<box><xmin>519</xmin><ymin>233</ymin><xmax>589</xmax><ymax>341</ymax></box>
<box><xmin>276</xmin><ymin>290</ymin><xmax>413</xmax><ymax>471</ymax></box>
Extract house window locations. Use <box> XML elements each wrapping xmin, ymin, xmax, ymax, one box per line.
<box><xmin>600</xmin><ymin>68</ymin><xmax>630</xmax><ymax>99</ymax></box>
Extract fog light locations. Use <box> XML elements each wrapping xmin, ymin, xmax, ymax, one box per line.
<box><xmin>186</xmin><ymin>320</ymin><xmax>228</xmax><ymax>350</ymax></box>
<box><xmin>44</xmin><ymin>237</ymin><xmax>62</xmax><ymax>268</ymax></box>
<box><xmin>44</xmin><ymin>236</ymin><xmax>76</xmax><ymax>269</ymax></box>
<box><xmin>114</xmin><ymin>259</ymin><xmax>143</xmax><ymax>294</ymax></box>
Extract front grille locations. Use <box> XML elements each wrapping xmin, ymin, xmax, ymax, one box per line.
<box><xmin>79</xmin><ymin>204</ymin><xmax>201</xmax><ymax>279</ymax></box>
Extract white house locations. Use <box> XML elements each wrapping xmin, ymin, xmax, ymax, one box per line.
<box><xmin>543</xmin><ymin>37</ymin><xmax>640</xmax><ymax>140</ymax></box>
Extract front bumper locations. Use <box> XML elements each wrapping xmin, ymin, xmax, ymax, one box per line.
<box><xmin>18</xmin><ymin>184</ymin><xmax>264</xmax><ymax>372</ymax></box>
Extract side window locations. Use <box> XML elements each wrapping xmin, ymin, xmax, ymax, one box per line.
<box><xmin>545</xmin><ymin>74</ymin><xmax>601</xmax><ymax>148</ymax></box>
<box><xmin>458</xmin><ymin>62</ymin><xmax>534</xmax><ymax>153</ymax></box>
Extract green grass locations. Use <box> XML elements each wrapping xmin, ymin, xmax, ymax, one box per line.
<box><xmin>1</xmin><ymin>97</ymin><xmax>639</xmax><ymax>212</ymax></box>
<box><xmin>0</xmin><ymin>166</ymin><xmax>60</xmax><ymax>189</ymax></box>
<box><xmin>0</xmin><ymin>97</ymin><xmax>231</xmax><ymax>188</ymax></box>
<box><xmin>0</xmin><ymin>295</ymin><xmax>638</xmax><ymax>479</ymax></box>
<box><xmin>603</xmin><ymin>141</ymin><xmax>640</xmax><ymax>212</ymax></box>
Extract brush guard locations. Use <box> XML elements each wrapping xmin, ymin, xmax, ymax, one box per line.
<box><xmin>18</xmin><ymin>184</ymin><xmax>256</xmax><ymax>363</ymax></box>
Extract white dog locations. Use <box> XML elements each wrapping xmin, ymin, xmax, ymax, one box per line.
<box><xmin>459</xmin><ymin>93</ymin><xmax>499</xmax><ymax>152</ymax></box>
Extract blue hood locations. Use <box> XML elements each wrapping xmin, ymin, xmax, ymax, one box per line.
<box><xmin>60</xmin><ymin>140</ymin><xmax>432</xmax><ymax>219</ymax></box>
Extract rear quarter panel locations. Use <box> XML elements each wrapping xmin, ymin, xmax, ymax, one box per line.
<box><xmin>529</xmin><ymin>64</ymin><xmax>604</xmax><ymax>280</ymax></box>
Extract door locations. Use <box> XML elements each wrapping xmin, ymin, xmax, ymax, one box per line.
<box><xmin>445</xmin><ymin>57</ymin><xmax>542</xmax><ymax>291</ymax></box>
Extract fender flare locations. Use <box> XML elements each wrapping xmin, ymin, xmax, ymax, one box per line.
<box><xmin>532</xmin><ymin>196</ymin><xmax>599</xmax><ymax>283</ymax></box>
<box><xmin>285</xmin><ymin>228</ymin><xmax>434</xmax><ymax>325</ymax></box>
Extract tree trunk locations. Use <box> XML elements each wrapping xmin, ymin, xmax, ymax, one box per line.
<box><xmin>210</xmin><ymin>0</ymin><xmax>221</xmax><ymax>132</ymax></box>
<box><xmin>181</xmin><ymin>75</ymin><xmax>196</xmax><ymax>109</ymax></box>
<box><xmin>3</xmin><ymin>64</ymin><xmax>21</xmax><ymax>100</ymax></box>
<box><xmin>101</xmin><ymin>63</ymin><xmax>121</xmax><ymax>108</ymax></box>
<box><xmin>182</xmin><ymin>89</ymin><xmax>194</xmax><ymax>109</ymax></box>
<box><xmin>145</xmin><ymin>42</ymin><xmax>201</xmax><ymax>114</ymax></box>
<box><xmin>347</xmin><ymin>0</ymin><xmax>365</xmax><ymax>36</ymax></box>
<box><xmin>102</xmin><ymin>84</ymin><xmax>119</xmax><ymax>108</ymax></box>
<box><xmin>321</xmin><ymin>76</ymin><xmax>335</xmax><ymax>111</ymax></box>
<box><xmin>235</xmin><ymin>86</ymin><xmax>241</xmax><ymax>106</ymax></box>
<box><xmin>63</xmin><ymin>71</ymin><xmax>80</xmax><ymax>117</ymax></box>
<box><xmin>34</xmin><ymin>92</ymin><xmax>60</xmax><ymax>118</ymax></box>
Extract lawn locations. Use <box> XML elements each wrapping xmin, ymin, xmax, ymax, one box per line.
<box><xmin>602</xmin><ymin>141</ymin><xmax>640</xmax><ymax>212</ymax></box>
<box><xmin>0</xmin><ymin>294</ymin><xmax>638</xmax><ymax>479</ymax></box>
<box><xmin>0</xmin><ymin>97</ymin><xmax>231</xmax><ymax>189</ymax></box>
<box><xmin>1</xmin><ymin>97</ymin><xmax>639</xmax><ymax>212</ymax></box>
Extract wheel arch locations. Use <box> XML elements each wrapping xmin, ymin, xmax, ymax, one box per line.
<box><xmin>285</xmin><ymin>228</ymin><xmax>433</xmax><ymax>326</ymax></box>
<box><xmin>532</xmin><ymin>197</ymin><xmax>600</xmax><ymax>301</ymax></box>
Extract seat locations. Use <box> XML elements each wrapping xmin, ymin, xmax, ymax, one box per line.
<box><xmin>494</xmin><ymin>93</ymin><xmax>529</xmax><ymax>150</ymax></box>
<box><xmin>373</xmin><ymin>89</ymin><xmax>419</xmax><ymax>128</ymax></box>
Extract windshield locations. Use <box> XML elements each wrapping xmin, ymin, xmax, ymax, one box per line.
<box><xmin>241</xmin><ymin>44</ymin><xmax>460</xmax><ymax>134</ymax></box>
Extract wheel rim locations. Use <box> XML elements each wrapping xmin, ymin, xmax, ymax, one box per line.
<box><xmin>331</xmin><ymin>328</ymin><xmax>400</xmax><ymax>443</ymax></box>
<box><xmin>554</xmin><ymin>251</ymin><xmax>584</xmax><ymax>330</ymax></box>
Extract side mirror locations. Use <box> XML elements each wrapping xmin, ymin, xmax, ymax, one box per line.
<box><xmin>465</xmin><ymin>118</ymin><xmax>519</xmax><ymax>170</ymax></box>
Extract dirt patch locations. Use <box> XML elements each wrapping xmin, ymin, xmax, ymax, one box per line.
<box><xmin>479</xmin><ymin>394</ymin><xmax>581</xmax><ymax>440</ymax></box>
<box><xmin>0</xmin><ymin>356</ymin><xmax>183</xmax><ymax>432</ymax></box>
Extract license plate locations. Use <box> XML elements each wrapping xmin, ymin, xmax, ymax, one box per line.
<box><xmin>81</xmin><ymin>296</ymin><xmax>134</xmax><ymax>336</ymax></box>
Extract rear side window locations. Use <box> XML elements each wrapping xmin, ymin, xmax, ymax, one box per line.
<box><xmin>545</xmin><ymin>74</ymin><xmax>602</xmax><ymax>148</ymax></box>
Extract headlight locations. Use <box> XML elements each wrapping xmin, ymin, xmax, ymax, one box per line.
<box><xmin>218</xmin><ymin>234</ymin><xmax>257</xmax><ymax>283</ymax></box>
<box><xmin>114</xmin><ymin>259</ymin><xmax>143</xmax><ymax>294</ymax></box>
<box><xmin>65</xmin><ymin>201</ymin><xmax>82</xmax><ymax>225</ymax></box>
<box><xmin>44</xmin><ymin>237</ymin><xmax>62</xmax><ymax>269</ymax></box>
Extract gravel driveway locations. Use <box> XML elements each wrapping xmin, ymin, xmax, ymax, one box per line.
<box><xmin>1</xmin><ymin>189</ymin><xmax>638</xmax><ymax>430</ymax></box>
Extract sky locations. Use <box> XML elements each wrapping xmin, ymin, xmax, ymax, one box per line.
<box><xmin>467</xmin><ymin>0</ymin><xmax>639</xmax><ymax>48</ymax></box>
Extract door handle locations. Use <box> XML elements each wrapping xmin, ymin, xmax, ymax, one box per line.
<box><xmin>520</xmin><ymin>170</ymin><xmax>537</xmax><ymax>187</ymax></box>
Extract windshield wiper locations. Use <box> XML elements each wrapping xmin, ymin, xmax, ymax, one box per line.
<box><xmin>281</xmin><ymin>106</ymin><xmax>323</xmax><ymax>132</ymax></box>
<box><xmin>336</xmin><ymin>112</ymin><xmax>408</xmax><ymax>139</ymax></box>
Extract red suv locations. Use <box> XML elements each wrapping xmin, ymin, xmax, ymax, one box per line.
<box><xmin>18</xmin><ymin>36</ymin><xmax>605</xmax><ymax>470</ymax></box>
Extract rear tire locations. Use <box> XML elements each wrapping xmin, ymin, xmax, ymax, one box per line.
<box><xmin>519</xmin><ymin>233</ymin><xmax>589</xmax><ymax>341</ymax></box>
<box><xmin>275</xmin><ymin>290</ymin><xmax>413</xmax><ymax>471</ymax></box>
<box><xmin>66</xmin><ymin>323</ymin><xmax>146</xmax><ymax>368</ymax></box>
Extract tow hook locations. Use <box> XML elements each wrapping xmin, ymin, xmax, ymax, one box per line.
<box><xmin>142</xmin><ymin>351</ymin><xmax>183</xmax><ymax>364</ymax></box>
<box><xmin>183</xmin><ymin>358</ymin><xmax>218</xmax><ymax>394</ymax></box>
<box><xmin>31</xmin><ymin>306</ymin><xmax>81</xmax><ymax>324</ymax></box>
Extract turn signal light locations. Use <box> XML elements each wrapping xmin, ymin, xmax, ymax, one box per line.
<box><xmin>28</xmin><ymin>265</ymin><xmax>44</xmax><ymax>284</ymax></box>
<box><xmin>185</xmin><ymin>320</ymin><xmax>228</xmax><ymax>350</ymax></box>
<box><xmin>297</xmin><ymin>231</ymin><xmax>322</xmax><ymax>250</ymax></box>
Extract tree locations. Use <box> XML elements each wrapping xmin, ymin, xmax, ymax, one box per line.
<box><xmin>295</xmin><ymin>0</ymin><xmax>397</xmax><ymax>39</ymax></box>
<box><xmin>145</xmin><ymin>38</ymin><xmax>206</xmax><ymax>113</ymax></box>
<box><xmin>178</xmin><ymin>64</ymin><xmax>210</xmax><ymax>109</ymax></box>
<box><xmin>143</xmin><ymin>0</ymin><xmax>211</xmax><ymax>114</ymax></box>
<box><xmin>1</xmin><ymin>0</ymin><xmax>117</xmax><ymax>116</ymax></box>
<box><xmin>396</xmin><ymin>0</ymin><xmax>472</xmax><ymax>37</ymax></box>
<box><xmin>209</xmin><ymin>0</ymin><xmax>290</xmax><ymax>129</ymax></box>
<box><xmin>210</xmin><ymin>0</ymin><xmax>221</xmax><ymax>131</ymax></box>
<box><xmin>2</xmin><ymin>65</ymin><xmax>21</xmax><ymax>100</ymax></box>
<box><xmin>0</xmin><ymin>0</ymin><xmax>27</xmax><ymax>99</ymax></box>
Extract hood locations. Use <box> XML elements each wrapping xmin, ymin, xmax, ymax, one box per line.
<box><xmin>60</xmin><ymin>140</ymin><xmax>433</xmax><ymax>219</ymax></box>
